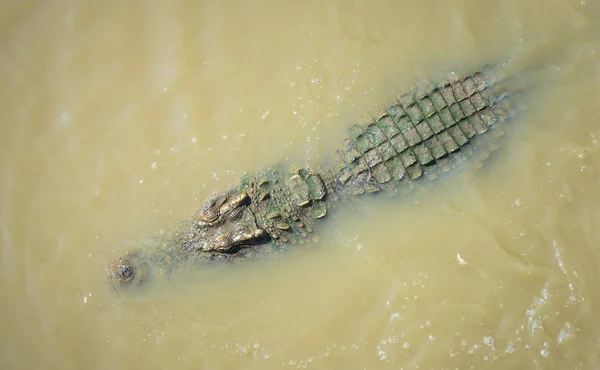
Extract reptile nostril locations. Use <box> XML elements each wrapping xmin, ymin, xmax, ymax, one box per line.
<box><xmin>117</xmin><ymin>260</ymin><xmax>133</xmax><ymax>280</ymax></box>
<box><xmin>120</xmin><ymin>266</ymin><xmax>129</xmax><ymax>277</ymax></box>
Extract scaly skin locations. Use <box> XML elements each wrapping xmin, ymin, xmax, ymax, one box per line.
<box><xmin>107</xmin><ymin>69</ymin><xmax>523</xmax><ymax>288</ymax></box>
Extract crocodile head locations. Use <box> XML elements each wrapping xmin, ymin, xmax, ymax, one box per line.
<box><xmin>191</xmin><ymin>189</ymin><xmax>268</xmax><ymax>252</ymax></box>
<box><xmin>107</xmin><ymin>188</ymin><xmax>271</xmax><ymax>288</ymax></box>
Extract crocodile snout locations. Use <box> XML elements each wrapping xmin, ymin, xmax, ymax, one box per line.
<box><xmin>107</xmin><ymin>258</ymin><xmax>135</xmax><ymax>285</ymax></box>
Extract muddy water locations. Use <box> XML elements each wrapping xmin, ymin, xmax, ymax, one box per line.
<box><xmin>2</xmin><ymin>0</ymin><xmax>600</xmax><ymax>369</ymax></box>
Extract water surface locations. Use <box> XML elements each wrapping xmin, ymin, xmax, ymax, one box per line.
<box><xmin>2</xmin><ymin>0</ymin><xmax>600</xmax><ymax>369</ymax></box>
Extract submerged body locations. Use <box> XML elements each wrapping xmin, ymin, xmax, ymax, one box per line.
<box><xmin>108</xmin><ymin>68</ymin><xmax>524</xmax><ymax>288</ymax></box>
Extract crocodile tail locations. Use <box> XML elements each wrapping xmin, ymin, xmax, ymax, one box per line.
<box><xmin>333</xmin><ymin>70</ymin><xmax>525</xmax><ymax>197</ymax></box>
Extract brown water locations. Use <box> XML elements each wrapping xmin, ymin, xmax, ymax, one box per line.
<box><xmin>2</xmin><ymin>0</ymin><xmax>600</xmax><ymax>369</ymax></box>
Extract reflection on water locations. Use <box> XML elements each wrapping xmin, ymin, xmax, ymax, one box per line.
<box><xmin>2</xmin><ymin>0</ymin><xmax>600</xmax><ymax>369</ymax></box>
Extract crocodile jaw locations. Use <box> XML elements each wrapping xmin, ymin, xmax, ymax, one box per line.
<box><xmin>107</xmin><ymin>188</ymin><xmax>272</xmax><ymax>289</ymax></box>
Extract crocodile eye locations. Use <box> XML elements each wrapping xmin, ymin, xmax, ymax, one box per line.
<box><xmin>214</xmin><ymin>234</ymin><xmax>234</xmax><ymax>252</ymax></box>
<box><xmin>199</xmin><ymin>208</ymin><xmax>219</xmax><ymax>223</ymax></box>
<box><xmin>228</xmin><ymin>207</ymin><xmax>243</xmax><ymax>220</ymax></box>
<box><xmin>219</xmin><ymin>192</ymin><xmax>249</xmax><ymax>215</ymax></box>
<box><xmin>198</xmin><ymin>193</ymin><xmax>229</xmax><ymax>223</ymax></box>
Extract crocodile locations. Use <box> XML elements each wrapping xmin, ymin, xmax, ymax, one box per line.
<box><xmin>107</xmin><ymin>67</ymin><xmax>525</xmax><ymax>289</ymax></box>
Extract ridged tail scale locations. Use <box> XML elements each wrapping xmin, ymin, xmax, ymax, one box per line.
<box><xmin>336</xmin><ymin>72</ymin><xmax>512</xmax><ymax>196</ymax></box>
